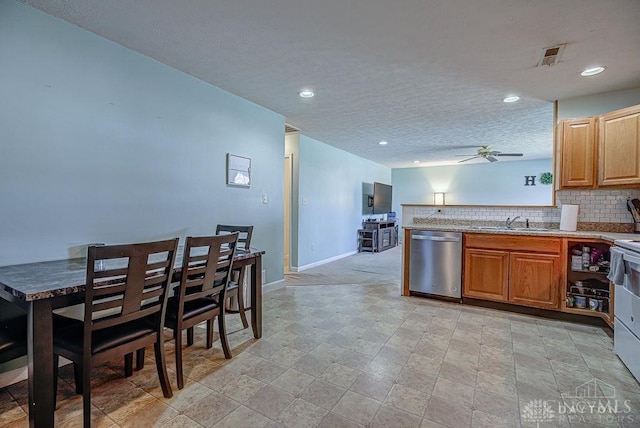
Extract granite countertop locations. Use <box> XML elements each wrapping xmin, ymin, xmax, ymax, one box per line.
<box><xmin>402</xmin><ymin>223</ymin><xmax>639</xmax><ymax>242</ymax></box>
<box><xmin>0</xmin><ymin>247</ymin><xmax>265</xmax><ymax>301</ymax></box>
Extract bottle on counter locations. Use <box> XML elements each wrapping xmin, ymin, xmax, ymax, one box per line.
<box><xmin>582</xmin><ymin>246</ymin><xmax>591</xmax><ymax>269</ymax></box>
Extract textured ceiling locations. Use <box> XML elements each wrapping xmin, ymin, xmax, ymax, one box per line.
<box><xmin>21</xmin><ymin>0</ymin><xmax>640</xmax><ymax>168</ymax></box>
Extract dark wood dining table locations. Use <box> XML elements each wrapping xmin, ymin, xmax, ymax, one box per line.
<box><xmin>0</xmin><ymin>247</ymin><xmax>264</xmax><ymax>428</ymax></box>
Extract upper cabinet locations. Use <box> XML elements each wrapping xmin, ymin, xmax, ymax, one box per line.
<box><xmin>557</xmin><ymin>104</ymin><xmax>640</xmax><ymax>189</ymax></box>
<box><xmin>598</xmin><ymin>105</ymin><xmax>640</xmax><ymax>187</ymax></box>
<box><xmin>559</xmin><ymin>117</ymin><xmax>596</xmax><ymax>188</ymax></box>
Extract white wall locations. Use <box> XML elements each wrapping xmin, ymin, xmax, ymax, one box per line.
<box><xmin>392</xmin><ymin>159</ymin><xmax>554</xmax><ymax>224</ymax></box>
<box><xmin>293</xmin><ymin>135</ymin><xmax>390</xmax><ymax>269</ymax></box>
<box><xmin>0</xmin><ymin>1</ymin><xmax>285</xmax><ymax>283</ymax></box>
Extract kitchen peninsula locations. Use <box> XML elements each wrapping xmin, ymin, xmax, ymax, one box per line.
<box><xmin>402</xmin><ymin>220</ymin><xmax>638</xmax><ymax>327</ymax></box>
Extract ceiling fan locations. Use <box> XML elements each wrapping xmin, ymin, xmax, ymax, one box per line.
<box><xmin>456</xmin><ymin>145</ymin><xmax>523</xmax><ymax>163</ymax></box>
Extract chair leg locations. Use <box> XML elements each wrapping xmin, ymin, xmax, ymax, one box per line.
<box><xmin>186</xmin><ymin>327</ymin><xmax>194</xmax><ymax>346</ymax></box>
<box><xmin>236</xmin><ymin>278</ymin><xmax>249</xmax><ymax>329</ymax></box>
<box><xmin>136</xmin><ymin>348</ymin><xmax>145</xmax><ymax>370</ymax></box>
<box><xmin>206</xmin><ymin>319</ymin><xmax>214</xmax><ymax>349</ymax></box>
<box><xmin>124</xmin><ymin>353</ymin><xmax>133</xmax><ymax>377</ymax></box>
<box><xmin>73</xmin><ymin>363</ymin><xmax>83</xmax><ymax>394</ymax></box>
<box><xmin>155</xmin><ymin>338</ymin><xmax>173</xmax><ymax>397</ymax></box>
<box><xmin>218</xmin><ymin>314</ymin><xmax>232</xmax><ymax>359</ymax></box>
<box><xmin>175</xmin><ymin>329</ymin><xmax>184</xmax><ymax>390</ymax></box>
<box><xmin>82</xmin><ymin>362</ymin><xmax>91</xmax><ymax>428</ymax></box>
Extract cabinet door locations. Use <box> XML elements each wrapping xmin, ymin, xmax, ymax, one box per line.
<box><xmin>559</xmin><ymin>118</ymin><xmax>596</xmax><ymax>188</ymax></box>
<box><xmin>598</xmin><ymin>105</ymin><xmax>640</xmax><ymax>187</ymax></box>
<box><xmin>463</xmin><ymin>248</ymin><xmax>509</xmax><ymax>302</ymax></box>
<box><xmin>509</xmin><ymin>252</ymin><xmax>559</xmax><ymax>309</ymax></box>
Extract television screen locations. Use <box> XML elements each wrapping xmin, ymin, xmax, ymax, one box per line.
<box><xmin>373</xmin><ymin>182</ymin><xmax>392</xmax><ymax>214</ymax></box>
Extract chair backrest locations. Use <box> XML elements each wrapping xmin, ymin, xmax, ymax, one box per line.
<box><xmin>175</xmin><ymin>233</ymin><xmax>239</xmax><ymax>318</ymax></box>
<box><xmin>215</xmin><ymin>225</ymin><xmax>253</xmax><ymax>250</ymax></box>
<box><xmin>84</xmin><ymin>239</ymin><xmax>179</xmax><ymax>337</ymax></box>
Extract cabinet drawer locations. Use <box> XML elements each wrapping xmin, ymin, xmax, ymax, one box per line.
<box><xmin>465</xmin><ymin>233</ymin><xmax>560</xmax><ymax>253</ymax></box>
<box><xmin>615</xmin><ymin>283</ymin><xmax>640</xmax><ymax>337</ymax></box>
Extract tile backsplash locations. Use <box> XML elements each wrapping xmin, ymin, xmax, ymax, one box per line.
<box><xmin>556</xmin><ymin>189</ymin><xmax>638</xmax><ymax>223</ymax></box>
<box><xmin>405</xmin><ymin>189</ymin><xmax>640</xmax><ymax>227</ymax></box>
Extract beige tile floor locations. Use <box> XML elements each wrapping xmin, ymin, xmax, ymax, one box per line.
<box><xmin>2</xmin><ymin>246</ymin><xmax>640</xmax><ymax>427</ymax></box>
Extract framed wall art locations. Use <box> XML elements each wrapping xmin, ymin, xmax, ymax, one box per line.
<box><xmin>226</xmin><ymin>153</ymin><xmax>251</xmax><ymax>187</ymax></box>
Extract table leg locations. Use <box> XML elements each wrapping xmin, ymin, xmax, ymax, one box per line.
<box><xmin>27</xmin><ymin>299</ymin><xmax>55</xmax><ymax>428</ymax></box>
<box><xmin>250</xmin><ymin>255</ymin><xmax>262</xmax><ymax>339</ymax></box>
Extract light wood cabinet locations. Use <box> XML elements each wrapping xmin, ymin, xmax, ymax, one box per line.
<box><xmin>463</xmin><ymin>234</ymin><xmax>561</xmax><ymax>309</ymax></box>
<box><xmin>509</xmin><ymin>252</ymin><xmax>559</xmax><ymax>309</ymax></box>
<box><xmin>558</xmin><ymin>117</ymin><xmax>596</xmax><ymax>188</ymax></box>
<box><xmin>464</xmin><ymin>249</ymin><xmax>509</xmax><ymax>301</ymax></box>
<box><xmin>598</xmin><ymin>105</ymin><xmax>640</xmax><ymax>187</ymax></box>
<box><xmin>557</xmin><ymin>104</ymin><xmax>640</xmax><ymax>189</ymax></box>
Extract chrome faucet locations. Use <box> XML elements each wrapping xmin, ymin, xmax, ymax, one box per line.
<box><xmin>505</xmin><ymin>216</ymin><xmax>521</xmax><ymax>228</ymax></box>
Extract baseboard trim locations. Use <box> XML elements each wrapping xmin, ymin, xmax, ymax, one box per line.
<box><xmin>263</xmin><ymin>279</ymin><xmax>285</xmax><ymax>293</ymax></box>
<box><xmin>0</xmin><ymin>365</ymin><xmax>27</xmax><ymax>389</ymax></box>
<box><xmin>292</xmin><ymin>250</ymin><xmax>358</xmax><ymax>272</ymax></box>
<box><xmin>0</xmin><ymin>357</ymin><xmax>71</xmax><ymax>389</ymax></box>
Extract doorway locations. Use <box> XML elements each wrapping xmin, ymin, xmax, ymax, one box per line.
<box><xmin>284</xmin><ymin>154</ymin><xmax>292</xmax><ymax>273</ymax></box>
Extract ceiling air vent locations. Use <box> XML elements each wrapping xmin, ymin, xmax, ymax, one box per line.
<box><xmin>285</xmin><ymin>124</ymin><xmax>299</xmax><ymax>133</ymax></box>
<box><xmin>537</xmin><ymin>44</ymin><xmax>566</xmax><ymax>67</ymax></box>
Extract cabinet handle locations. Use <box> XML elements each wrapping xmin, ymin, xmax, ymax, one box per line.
<box><xmin>411</xmin><ymin>235</ymin><xmax>460</xmax><ymax>242</ymax></box>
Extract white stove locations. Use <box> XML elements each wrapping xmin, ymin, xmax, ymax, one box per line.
<box><xmin>614</xmin><ymin>239</ymin><xmax>640</xmax><ymax>253</ymax></box>
<box><xmin>610</xmin><ymin>243</ymin><xmax>640</xmax><ymax>382</ymax></box>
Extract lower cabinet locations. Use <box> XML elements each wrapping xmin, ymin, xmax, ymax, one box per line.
<box><xmin>463</xmin><ymin>234</ymin><xmax>561</xmax><ymax>310</ymax></box>
<box><xmin>509</xmin><ymin>252</ymin><xmax>559</xmax><ymax>309</ymax></box>
<box><xmin>464</xmin><ymin>249</ymin><xmax>509</xmax><ymax>302</ymax></box>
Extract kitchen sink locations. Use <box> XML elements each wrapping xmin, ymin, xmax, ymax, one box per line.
<box><xmin>514</xmin><ymin>227</ymin><xmax>549</xmax><ymax>231</ymax></box>
<box><xmin>471</xmin><ymin>226</ymin><xmax>549</xmax><ymax>231</ymax></box>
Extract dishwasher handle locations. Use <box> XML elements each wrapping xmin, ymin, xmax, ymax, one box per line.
<box><xmin>411</xmin><ymin>234</ymin><xmax>460</xmax><ymax>242</ymax></box>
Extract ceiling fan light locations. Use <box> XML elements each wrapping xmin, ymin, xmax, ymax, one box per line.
<box><xmin>503</xmin><ymin>96</ymin><xmax>520</xmax><ymax>103</ymax></box>
<box><xmin>299</xmin><ymin>89</ymin><xmax>315</xmax><ymax>98</ymax></box>
<box><xmin>580</xmin><ymin>66</ymin><xmax>606</xmax><ymax>76</ymax></box>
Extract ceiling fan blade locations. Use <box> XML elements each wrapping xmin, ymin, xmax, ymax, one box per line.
<box><xmin>431</xmin><ymin>144</ymin><xmax>481</xmax><ymax>151</ymax></box>
<box><xmin>495</xmin><ymin>153</ymin><xmax>523</xmax><ymax>157</ymax></box>
<box><xmin>487</xmin><ymin>156</ymin><xmax>498</xmax><ymax>162</ymax></box>
<box><xmin>458</xmin><ymin>156</ymin><xmax>479</xmax><ymax>163</ymax></box>
<box><xmin>455</xmin><ymin>154</ymin><xmax>478</xmax><ymax>157</ymax></box>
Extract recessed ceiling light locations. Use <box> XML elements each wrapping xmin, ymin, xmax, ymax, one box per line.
<box><xmin>413</xmin><ymin>160</ymin><xmax>420</xmax><ymax>164</ymax></box>
<box><xmin>580</xmin><ymin>66</ymin><xmax>606</xmax><ymax>76</ymax></box>
<box><xmin>379</xmin><ymin>141</ymin><xmax>388</xmax><ymax>145</ymax></box>
<box><xmin>299</xmin><ymin>90</ymin><xmax>315</xmax><ymax>98</ymax></box>
<box><xmin>503</xmin><ymin>96</ymin><xmax>520</xmax><ymax>103</ymax></box>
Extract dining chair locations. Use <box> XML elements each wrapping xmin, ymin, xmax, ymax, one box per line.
<box><xmin>52</xmin><ymin>238</ymin><xmax>178</xmax><ymax>427</ymax></box>
<box><xmin>164</xmin><ymin>233</ymin><xmax>238</xmax><ymax>389</ymax></box>
<box><xmin>215</xmin><ymin>224</ymin><xmax>253</xmax><ymax>329</ymax></box>
<box><xmin>0</xmin><ymin>300</ymin><xmax>27</xmax><ymax>365</ymax></box>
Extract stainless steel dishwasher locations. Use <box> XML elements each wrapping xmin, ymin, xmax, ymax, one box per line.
<box><xmin>409</xmin><ymin>230</ymin><xmax>462</xmax><ymax>299</ymax></box>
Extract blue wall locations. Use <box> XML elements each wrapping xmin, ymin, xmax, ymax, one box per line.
<box><xmin>287</xmin><ymin>134</ymin><xmax>390</xmax><ymax>269</ymax></box>
<box><xmin>392</xmin><ymin>159</ymin><xmax>554</xmax><ymax>224</ymax></box>
<box><xmin>558</xmin><ymin>88</ymin><xmax>640</xmax><ymax>119</ymax></box>
<box><xmin>0</xmin><ymin>1</ymin><xmax>285</xmax><ymax>283</ymax></box>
